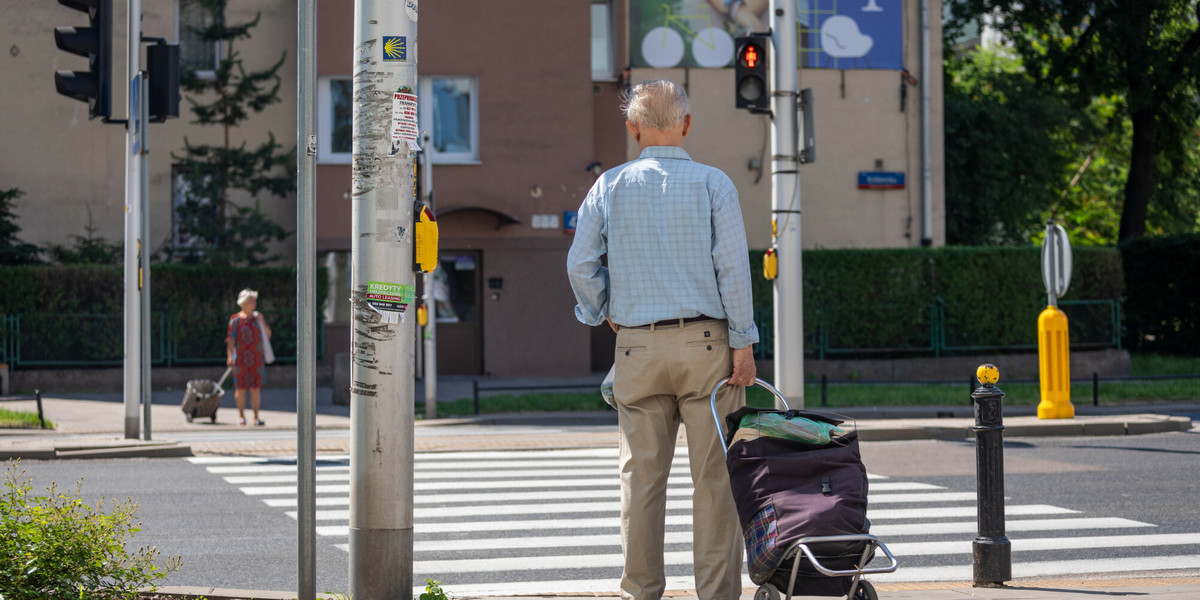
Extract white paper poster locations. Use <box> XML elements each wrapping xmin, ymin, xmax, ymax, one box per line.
<box><xmin>390</xmin><ymin>89</ymin><xmax>419</xmax><ymax>155</ymax></box>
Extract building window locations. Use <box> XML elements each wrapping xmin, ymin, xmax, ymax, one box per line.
<box><xmin>170</xmin><ymin>167</ymin><xmax>208</xmax><ymax>256</ymax></box>
<box><xmin>318</xmin><ymin>76</ymin><xmax>354</xmax><ymax>164</ymax></box>
<box><xmin>420</xmin><ymin>76</ymin><xmax>479</xmax><ymax>164</ymax></box>
<box><xmin>318</xmin><ymin>76</ymin><xmax>479</xmax><ymax>165</ymax></box>
<box><xmin>592</xmin><ymin>0</ymin><xmax>616</xmax><ymax>80</ymax></box>
<box><xmin>176</xmin><ymin>0</ymin><xmax>220</xmax><ymax>78</ymax></box>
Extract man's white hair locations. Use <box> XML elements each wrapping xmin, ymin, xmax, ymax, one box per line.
<box><xmin>621</xmin><ymin>79</ymin><xmax>690</xmax><ymax>130</ymax></box>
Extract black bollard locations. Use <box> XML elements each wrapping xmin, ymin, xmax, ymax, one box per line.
<box><xmin>972</xmin><ymin>364</ymin><xmax>1011</xmax><ymax>587</ymax></box>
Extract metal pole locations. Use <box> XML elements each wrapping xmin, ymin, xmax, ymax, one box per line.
<box><xmin>420</xmin><ymin>131</ymin><xmax>437</xmax><ymax>419</ymax></box>
<box><xmin>919</xmin><ymin>0</ymin><xmax>933</xmax><ymax>246</ymax></box>
<box><xmin>770</xmin><ymin>0</ymin><xmax>804</xmax><ymax>410</ymax></box>
<box><xmin>140</xmin><ymin>77</ymin><xmax>151</xmax><ymax>440</ymax></box>
<box><xmin>348</xmin><ymin>1</ymin><xmax>417</xmax><ymax>596</ymax></box>
<box><xmin>122</xmin><ymin>0</ymin><xmax>143</xmax><ymax>440</ymax></box>
<box><xmin>296</xmin><ymin>0</ymin><xmax>318</xmax><ymax>594</ymax></box>
<box><xmin>473</xmin><ymin>379</ymin><xmax>480</xmax><ymax>415</ymax></box>
<box><xmin>972</xmin><ymin>368</ymin><xmax>1011</xmax><ymax>586</ymax></box>
<box><xmin>1093</xmin><ymin>371</ymin><xmax>1099</xmax><ymax>407</ymax></box>
<box><xmin>820</xmin><ymin>373</ymin><xmax>827</xmax><ymax>407</ymax></box>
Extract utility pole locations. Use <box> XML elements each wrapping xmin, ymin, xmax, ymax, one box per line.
<box><xmin>420</xmin><ymin>131</ymin><xmax>437</xmax><ymax>419</ymax></box>
<box><xmin>349</xmin><ymin>0</ymin><xmax>418</xmax><ymax>596</ymax></box>
<box><xmin>139</xmin><ymin>69</ymin><xmax>151</xmax><ymax>441</ymax></box>
<box><xmin>123</xmin><ymin>0</ymin><xmax>145</xmax><ymax>439</ymax></box>
<box><xmin>295</xmin><ymin>0</ymin><xmax>318</xmax><ymax>594</ymax></box>
<box><xmin>770</xmin><ymin>0</ymin><xmax>804</xmax><ymax>410</ymax></box>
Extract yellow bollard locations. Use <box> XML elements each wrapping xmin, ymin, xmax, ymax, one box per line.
<box><xmin>1036</xmin><ymin>306</ymin><xmax>1074</xmax><ymax>419</ymax></box>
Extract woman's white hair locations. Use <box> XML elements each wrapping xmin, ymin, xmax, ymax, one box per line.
<box><xmin>621</xmin><ymin>79</ymin><xmax>690</xmax><ymax>130</ymax></box>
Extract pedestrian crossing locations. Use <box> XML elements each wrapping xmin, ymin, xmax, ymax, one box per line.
<box><xmin>189</xmin><ymin>447</ymin><xmax>1200</xmax><ymax>596</ymax></box>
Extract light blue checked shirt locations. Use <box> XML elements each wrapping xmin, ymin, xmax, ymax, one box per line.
<box><xmin>567</xmin><ymin>146</ymin><xmax>759</xmax><ymax>349</ymax></box>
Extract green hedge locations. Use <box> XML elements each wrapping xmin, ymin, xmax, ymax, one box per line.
<box><xmin>0</xmin><ymin>264</ymin><xmax>328</xmax><ymax>365</ymax></box>
<box><xmin>749</xmin><ymin>246</ymin><xmax>1125</xmax><ymax>356</ymax></box>
<box><xmin>1120</xmin><ymin>233</ymin><xmax>1200</xmax><ymax>355</ymax></box>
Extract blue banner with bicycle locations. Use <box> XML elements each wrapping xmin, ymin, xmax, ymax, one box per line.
<box><xmin>631</xmin><ymin>0</ymin><xmax>903</xmax><ymax>70</ymax></box>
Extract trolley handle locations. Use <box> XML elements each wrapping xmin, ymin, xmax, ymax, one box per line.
<box><xmin>710</xmin><ymin>377</ymin><xmax>790</xmax><ymax>457</ymax></box>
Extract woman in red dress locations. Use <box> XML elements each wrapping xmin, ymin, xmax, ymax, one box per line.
<box><xmin>225</xmin><ymin>289</ymin><xmax>272</xmax><ymax>426</ymax></box>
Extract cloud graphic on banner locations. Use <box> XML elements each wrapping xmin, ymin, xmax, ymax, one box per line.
<box><xmin>821</xmin><ymin>16</ymin><xmax>873</xmax><ymax>58</ymax></box>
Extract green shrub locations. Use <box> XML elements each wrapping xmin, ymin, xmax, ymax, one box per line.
<box><xmin>1120</xmin><ymin>233</ymin><xmax>1200</xmax><ymax>355</ymax></box>
<box><xmin>0</xmin><ymin>461</ymin><xmax>180</xmax><ymax>599</ymax></box>
<box><xmin>748</xmin><ymin>245</ymin><xmax>1124</xmax><ymax>357</ymax></box>
<box><xmin>0</xmin><ymin>264</ymin><xmax>328</xmax><ymax>364</ymax></box>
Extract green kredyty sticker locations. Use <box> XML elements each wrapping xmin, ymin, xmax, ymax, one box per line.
<box><xmin>366</xmin><ymin>281</ymin><xmax>415</xmax><ymax>312</ymax></box>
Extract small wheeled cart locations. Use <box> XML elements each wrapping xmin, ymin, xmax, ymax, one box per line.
<box><xmin>710</xmin><ymin>378</ymin><xmax>899</xmax><ymax>600</ymax></box>
<box><xmin>181</xmin><ymin>367</ymin><xmax>231</xmax><ymax>424</ymax></box>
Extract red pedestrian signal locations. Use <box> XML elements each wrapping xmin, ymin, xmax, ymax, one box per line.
<box><xmin>734</xmin><ymin>35</ymin><xmax>769</xmax><ymax>111</ymax></box>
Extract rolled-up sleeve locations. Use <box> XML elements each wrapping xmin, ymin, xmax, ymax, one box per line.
<box><xmin>710</xmin><ymin>183</ymin><xmax>759</xmax><ymax>349</ymax></box>
<box><xmin>567</xmin><ymin>187</ymin><xmax>610</xmax><ymax>327</ymax></box>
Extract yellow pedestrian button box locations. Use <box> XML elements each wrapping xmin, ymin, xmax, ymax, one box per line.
<box><xmin>413</xmin><ymin>202</ymin><xmax>438</xmax><ymax>273</ymax></box>
<box><xmin>763</xmin><ymin>248</ymin><xmax>778</xmax><ymax>281</ymax></box>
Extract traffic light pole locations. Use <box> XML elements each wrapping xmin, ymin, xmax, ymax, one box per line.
<box><xmin>770</xmin><ymin>0</ymin><xmax>804</xmax><ymax>410</ymax></box>
<box><xmin>348</xmin><ymin>1</ymin><xmax>417</xmax><ymax>596</ymax></box>
<box><xmin>296</xmin><ymin>0</ymin><xmax>318</xmax><ymax>594</ymax></box>
<box><xmin>122</xmin><ymin>0</ymin><xmax>144</xmax><ymax>439</ymax></box>
<box><xmin>420</xmin><ymin>132</ymin><xmax>437</xmax><ymax>420</ymax></box>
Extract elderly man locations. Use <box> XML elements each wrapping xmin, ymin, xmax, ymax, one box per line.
<box><xmin>567</xmin><ymin>79</ymin><xmax>758</xmax><ymax>600</ymax></box>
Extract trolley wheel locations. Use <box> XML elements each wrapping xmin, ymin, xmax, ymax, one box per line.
<box><xmin>754</xmin><ymin>583</ymin><xmax>780</xmax><ymax>600</ymax></box>
<box><xmin>185</xmin><ymin>412</ymin><xmax>194</xmax><ymax>423</ymax></box>
<box><xmin>853</xmin><ymin>580</ymin><xmax>878</xmax><ymax>600</ymax></box>
<box><xmin>211</xmin><ymin>409</ymin><xmax>218</xmax><ymax>424</ymax></box>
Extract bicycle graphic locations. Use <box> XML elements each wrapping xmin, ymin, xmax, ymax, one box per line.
<box><xmin>640</xmin><ymin>4</ymin><xmax>735</xmax><ymax>68</ymax></box>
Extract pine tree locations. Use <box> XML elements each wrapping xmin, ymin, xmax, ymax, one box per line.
<box><xmin>171</xmin><ymin>0</ymin><xmax>294</xmax><ymax>266</ymax></box>
<box><xmin>0</xmin><ymin>187</ymin><xmax>42</xmax><ymax>265</ymax></box>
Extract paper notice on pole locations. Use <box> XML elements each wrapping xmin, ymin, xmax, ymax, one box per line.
<box><xmin>390</xmin><ymin>90</ymin><xmax>419</xmax><ymax>155</ymax></box>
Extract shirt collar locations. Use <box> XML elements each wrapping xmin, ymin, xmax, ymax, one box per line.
<box><xmin>638</xmin><ymin>146</ymin><xmax>693</xmax><ymax>162</ymax></box>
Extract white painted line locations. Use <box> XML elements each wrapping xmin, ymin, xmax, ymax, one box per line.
<box><xmin>871</xmin><ymin>517</ymin><xmax>1156</xmax><ymax>537</ymax></box>
<box><xmin>206</xmin><ymin>464</ymin><xmax>350</xmax><ymax>474</ymax></box>
<box><xmin>873</xmin><ymin>554</ymin><xmax>1200</xmax><ymax>582</ymax></box>
<box><xmin>867</xmin><ymin>492</ymin><xmax>977</xmax><ymax>504</ymax></box>
<box><xmin>886</xmin><ymin>532</ymin><xmax>1200</xmax><ymax>557</ymax></box>
<box><xmin>316</xmin><ymin>515</ymin><xmax>696</xmax><ymax>537</ymax></box>
<box><xmin>868</xmin><ymin>505</ymin><xmax>1078</xmax><ymax>520</ymax></box>
<box><xmin>241</xmin><ymin>484</ymin><xmax>349</xmax><ymax>496</ymax></box>
<box><xmin>412</xmin><ymin>531</ymin><xmax>639</xmax><ymax>553</ymax></box>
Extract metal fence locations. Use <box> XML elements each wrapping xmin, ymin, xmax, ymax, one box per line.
<box><xmin>1</xmin><ymin>312</ymin><xmax>324</xmax><ymax>368</ymax></box>
<box><xmin>753</xmin><ymin>299</ymin><xmax>1121</xmax><ymax>360</ymax></box>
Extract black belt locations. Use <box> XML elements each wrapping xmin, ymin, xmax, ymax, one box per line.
<box><xmin>631</xmin><ymin>316</ymin><xmax>714</xmax><ymax>329</ymax></box>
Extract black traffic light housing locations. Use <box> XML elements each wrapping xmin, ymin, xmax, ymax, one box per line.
<box><xmin>54</xmin><ymin>0</ymin><xmax>112</xmax><ymax>120</ymax></box>
<box><xmin>147</xmin><ymin>41</ymin><xmax>180</xmax><ymax>122</ymax></box>
<box><xmin>734</xmin><ymin>35</ymin><xmax>770</xmax><ymax>111</ymax></box>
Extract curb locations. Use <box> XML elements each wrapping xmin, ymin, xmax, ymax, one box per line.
<box><xmin>0</xmin><ymin>438</ymin><xmax>192</xmax><ymax>461</ymax></box>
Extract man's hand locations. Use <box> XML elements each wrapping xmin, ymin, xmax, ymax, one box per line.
<box><xmin>607</xmin><ymin>318</ymin><xmax>620</xmax><ymax>334</ymax></box>
<box><xmin>729</xmin><ymin>346</ymin><xmax>756</xmax><ymax>386</ymax></box>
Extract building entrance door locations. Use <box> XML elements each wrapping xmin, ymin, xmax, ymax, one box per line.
<box><xmin>432</xmin><ymin>251</ymin><xmax>483</xmax><ymax>375</ymax></box>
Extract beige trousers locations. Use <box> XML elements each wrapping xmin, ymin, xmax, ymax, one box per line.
<box><xmin>612</xmin><ymin>319</ymin><xmax>745</xmax><ymax>600</ymax></box>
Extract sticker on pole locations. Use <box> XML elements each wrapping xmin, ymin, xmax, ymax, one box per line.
<box><xmin>390</xmin><ymin>87</ymin><xmax>419</xmax><ymax>155</ymax></box>
<box><xmin>1041</xmin><ymin>223</ymin><xmax>1072</xmax><ymax>300</ymax></box>
<box><xmin>382</xmin><ymin>36</ymin><xmax>407</xmax><ymax>62</ymax></box>
<box><xmin>366</xmin><ymin>281</ymin><xmax>415</xmax><ymax>324</ymax></box>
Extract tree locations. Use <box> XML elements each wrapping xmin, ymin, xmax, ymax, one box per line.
<box><xmin>0</xmin><ymin>188</ymin><xmax>41</xmax><ymax>265</ymax></box>
<box><xmin>42</xmin><ymin>206</ymin><xmax>122</xmax><ymax>265</ymax></box>
<box><xmin>948</xmin><ymin>0</ymin><xmax>1200</xmax><ymax>241</ymax></box>
<box><xmin>170</xmin><ymin>0</ymin><xmax>294</xmax><ymax>266</ymax></box>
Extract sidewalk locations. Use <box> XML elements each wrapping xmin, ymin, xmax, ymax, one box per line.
<box><xmin>0</xmin><ymin>384</ymin><xmax>1195</xmax><ymax>459</ymax></box>
<box><xmin>152</xmin><ymin>575</ymin><xmax>1200</xmax><ymax>599</ymax></box>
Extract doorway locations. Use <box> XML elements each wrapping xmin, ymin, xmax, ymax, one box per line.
<box><xmin>432</xmin><ymin>251</ymin><xmax>483</xmax><ymax>375</ymax></box>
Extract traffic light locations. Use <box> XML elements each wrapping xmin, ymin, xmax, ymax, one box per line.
<box><xmin>735</xmin><ymin>35</ymin><xmax>769</xmax><ymax>111</ymax></box>
<box><xmin>54</xmin><ymin>0</ymin><xmax>112</xmax><ymax>120</ymax></box>
<box><xmin>147</xmin><ymin>41</ymin><xmax>181</xmax><ymax>122</ymax></box>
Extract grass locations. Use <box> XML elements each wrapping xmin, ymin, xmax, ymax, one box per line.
<box><xmin>0</xmin><ymin>407</ymin><xmax>51</xmax><ymax>428</ymax></box>
<box><xmin>1129</xmin><ymin>353</ymin><xmax>1200</xmax><ymax>376</ymax></box>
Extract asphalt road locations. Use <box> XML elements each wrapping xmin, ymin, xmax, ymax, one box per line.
<box><xmin>10</xmin><ymin>425</ymin><xmax>1200</xmax><ymax>596</ymax></box>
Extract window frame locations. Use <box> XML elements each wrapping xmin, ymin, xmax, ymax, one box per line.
<box><xmin>317</xmin><ymin>75</ymin><xmax>353</xmax><ymax>164</ymax></box>
<box><xmin>591</xmin><ymin>0</ymin><xmax>617</xmax><ymax>81</ymax></box>
<box><xmin>317</xmin><ymin>75</ymin><xmax>480</xmax><ymax>165</ymax></box>
<box><xmin>175</xmin><ymin>0</ymin><xmax>221</xmax><ymax>80</ymax></box>
<box><xmin>419</xmin><ymin>75</ymin><xmax>481</xmax><ymax>165</ymax></box>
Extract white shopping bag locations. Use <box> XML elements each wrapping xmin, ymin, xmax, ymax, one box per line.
<box><xmin>600</xmin><ymin>364</ymin><xmax>616</xmax><ymax>408</ymax></box>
